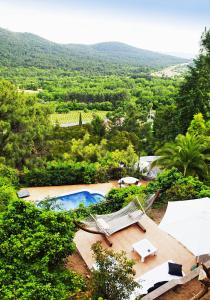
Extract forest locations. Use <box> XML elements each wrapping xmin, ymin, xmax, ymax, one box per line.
<box><xmin>0</xmin><ymin>27</ymin><xmax>187</xmax><ymax>71</ymax></box>
<box><xmin>0</xmin><ymin>26</ymin><xmax>209</xmax><ymax>299</ymax></box>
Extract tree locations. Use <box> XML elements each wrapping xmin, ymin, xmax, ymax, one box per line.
<box><xmin>102</xmin><ymin>144</ymin><xmax>138</xmax><ymax>169</ymax></box>
<box><xmin>154</xmin><ymin>133</ymin><xmax>210</xmax><ymax>179</ymax></box>
<box><xmin>89</xmin><ymin>115</ymin><xmax>106</xmax><ymax>142</ymax></box>
<box><xmin>177</xmin><ymin>28</ymin><xmax>210</xmax><ymax>133</ymax></box>
<box><xmin>79</xmin><ymin>112</ymin><xmax>83</xmax><ymax>126</ymax></box>
<box><xmin>90</xmin><ymin>242</ymin><xmax>138</xmax><ymax>300</ymax></box>
<box><xmin>0</xmin><ymin>80</ymin><xmax>52</xmax><ymax>168</ymax></box>
<box><xmin>153</xmin><ymin>104</ymin><xmax>179</xmax><ymax>147</ymax></box>
<box><xmin>187</xmin><ymin>113</ymin><xmax>207</xmax><ymax>136</ymax></box>
<box><xmin>0</xmin><ymin>198</ymin><xmax>84</xmax><ymax>299</ymax></box>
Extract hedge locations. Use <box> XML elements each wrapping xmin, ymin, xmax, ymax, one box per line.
<box><xmin>20</xmin><ymin>161</ymin><xmax>128</xmax><ymax>187</ymax></box>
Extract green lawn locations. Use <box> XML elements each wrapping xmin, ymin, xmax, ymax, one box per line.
<box><xmin>51</xmin><ymin>110</ymin><xmax>108</xmax><ymax>126</ymax></box>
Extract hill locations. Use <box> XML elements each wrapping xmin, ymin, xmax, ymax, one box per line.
<box><xmin>0</xmin><ymin>27</ymin><xmax>188</xmax><ymax>72</ymax></box>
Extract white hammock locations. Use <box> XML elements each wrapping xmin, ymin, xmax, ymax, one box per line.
<box><xmin>83</xmin><ymin>201</ymin><xmax>145</xmax><ymax>236</ymax></box>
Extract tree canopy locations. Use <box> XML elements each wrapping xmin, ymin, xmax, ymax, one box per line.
<box><xmin>177</xmin><ymin>29</ymin><xmax>210</xmax><ymax>133</ymax></box>
<box><xmin>0</xmin><ymin>80</ymin><xmax>52</xmax><ymax>168</ymax></box>
<box><xmin>154</xmin><ymin>133</ymin><xmax>210</xmax><ymax>179</ymax></box>
<box><xmin>90</xmin><ymin>242</ymin><xmax>138</xmax><ymax>300</ymax></box>
<box><xmin>0</xmin><ymin>195</ymin><xmax>84</xmax><ymax>299</ymax></box>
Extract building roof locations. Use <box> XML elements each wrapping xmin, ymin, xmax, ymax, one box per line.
<box><xmin>139</xmin><ymin>156</ymin><xmax>160</xmax><ymax>163</ymax></box>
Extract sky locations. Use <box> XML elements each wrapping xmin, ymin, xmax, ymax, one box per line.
<box><xmin>0</xmin><ymin>0</ymin><xmax>210</xmax><ymax>58</ymax></box>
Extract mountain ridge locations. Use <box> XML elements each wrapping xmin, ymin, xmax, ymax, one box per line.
<box><xmin>0</xmin><ymin>27</ymin><xmax>188</xmax><ymax>71</ymax></box>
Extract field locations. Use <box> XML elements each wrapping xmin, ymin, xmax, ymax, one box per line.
<box><xmin>50</xmin><ymin>110</ymin><xmax>108</xmax><ymax>126</ymax></box>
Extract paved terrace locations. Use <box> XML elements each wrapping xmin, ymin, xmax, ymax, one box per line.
<box><xmin>74</xmin><ymin>214</ymin><xmax>196</xmax><ymax>279</ymax></box>
<box><xmin>22</xmin><ymin>181</ymin><xmax>118</xmax><ymax>202</ymax></box>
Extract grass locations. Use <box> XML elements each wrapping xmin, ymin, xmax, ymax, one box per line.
<box><xmin>51</xmin><ymin>110</ymin><xmax>108</xmax><ymax>125</ymax></box>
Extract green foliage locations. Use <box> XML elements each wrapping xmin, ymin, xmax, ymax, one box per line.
<box><xmin>0</xmin><ymin>163</ymin><xmax>19</xmax><ymax>187</ymax></box>
<box><xmin>0</xmin><ymin>27</ymin><xmax>187</xmax><ymax>72</ymax></box>
<box><xmin>79</xmin><ymin>112</ymin><xmax>82</xmax><ymax>126</ymax></box>
<box><xmin>161</xmin><ymin>182</ymin><xmax>199</xmax><ymax>204</ymax></box>
<box><xmin>154</xmin><ymin>133</ymin><xmax>210</xmax><ymax>179</ymax></box>
<box><xmin>159</xmin><ymin>174</ymin><xmax>210</xmax><ymax>204</ymax></box>
<box><xmin>0</xmin><ymin>198</ymin><xmax>84</xmax><ymax>299</ymax></box>
<box><xmin>90</xmin><ymin>242</ymin><xmax>138</xmax><ymax>300</ymax></box>
<box><xmin>21</xmin><ymin>161</ymin><xmax>100</xmax><ymax>186</ymax></box>
<box><xmin>89</xmin><ymin>115</ymin><xmax>106</xmax><ymax>141</ymax></box>
<box><xmin>55</xmin><ymin>101</ymin><xmax>113</xmax><ymax>113</ymax></box>
<box><xmin>146</xmin><ymin>168</ymin><xmax>210</xmax><ymax>206</ymax></box>
<box><xmin>199</xmin><ymin>188</ymin><xmax>210</xmax><ymax>198</ymax></box>
<box><xmin>20</xmin><ymin>144</ymin><xmax>138</xmax><ymax>186</ymax></box>
<box><xmin>0</xmin><ymin>79</ymin><xmax>52</xmax><ymax>168</ymax></box>
<box><xmin>61</xmin><ymin>102</ymin><xmax>111</xmax><ymax>112</ymax></box>
<box><xmin>106</xmin><ymin>185</ymin><xmax>145</xmax><ymax>211</ymax></box>
<box><xmin>153</xmin><ymin>104</ymin><xmax>179</xmax><ymax>146</ymax></box>
<box><xmin>177</xmin><ymin>29</ymin><xmax>210</xmax><ymax>133</ymax></box>
<box><xmin>47</xmin><ymin>124</ymin><xmax>88</xmax><ymax>160</ymax></box>
<box><xmin>187</xmin><ymin>113</ymin><xmax>208</xmax><ymax>136</ymax></box>
<box><xmin>0</xmin><ymin>164</ymin><xmax>19</xmax><ymax>211</ymax></box>
<box><xmin>146</xmin><ymin>168</ymin><xmax>183</xmax><ymax>194</ymax></box>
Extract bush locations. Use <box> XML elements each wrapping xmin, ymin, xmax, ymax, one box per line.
<box><xmin>106</xmin><ymin>186</ymin><xmax>145</xmax><ymax>211</ymax></box>
<box><xmin>20</xmin><ymin>161</ymin><xmax>100</xmax><ymax>186</ymax></box>
<box><xmin>146</xmin><ymin>168</ymin><xmax>210</xmax><ymax>207</ymax></box>
<box><xmin>161</xmin><ymin>183</ymin><xmax>199</xmax><ymax>204</ymax></box>
<box><xmin>90</xmin><ymin>242</ymin><xmax>138</xmax><ymax>300</ymax></box>
<box><xmin>0</xmin><ymin>164</ymin><xmax>19</xmax><ymax>187</ymax></box>
<box><xmin>198</xmin><ymin>188</ymin><xmax>210</xmax><ymax>198</ymax></box>
<box><xmin>0</xmin><ymin>198</ymin><xmax>84</xmax><ymax>299</ymax></box>
<box><xmin>0</xmin><ymin>184</ymin><xmax>18</xmax><ymax>212</ymax></box>
<box><xmin>20</xmin><ymin>160</ymin><xmax>132</xmax><ymax>187</ymax></box>
<box><xmin>146</xmin><ymin>167</ymin><xmax>183</xmax><ymax>194</ymax></box>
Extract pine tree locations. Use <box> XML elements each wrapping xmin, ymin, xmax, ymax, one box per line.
<box><xmin>79</xmin><ymin>112</ymin><xmax>82</xmax><ymax>126</ymax></box>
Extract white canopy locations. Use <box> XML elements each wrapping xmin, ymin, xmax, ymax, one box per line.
<box><xmin>159</xmin><ymin>198</ymin><xmax>210</xmax><ymax>257</ymax></box>
<box><xmin>118</xmin><ymin>177</ymin><xmax>139</xmax><ymax>184</ymax></box>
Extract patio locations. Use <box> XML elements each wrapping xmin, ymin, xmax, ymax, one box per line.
<box><xmin>74</xmin><ymin>214</ymin><xmax>196</xmax><ymax>279</ymax></box>
<box><xmin>21</xmin><ymin>181</ymin><xmax>118</xmax><ymax>202</ymax></box>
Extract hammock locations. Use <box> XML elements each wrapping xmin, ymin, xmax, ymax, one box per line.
<box><xmin>82</xmin><ymin>201</ymin><xmax>145</xmax><ymax>236</ymax></box>
<box><xmin>144</xmin><ymin>191</ymin><xmax>161</xmax><ymax>211</ymax></box>
<box><xmin>75</xmin><ymin>192</ymin><xmax>160</xmax><ymax>246</ymax></box>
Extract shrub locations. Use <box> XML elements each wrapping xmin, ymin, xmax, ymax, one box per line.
<box><xmin>0</xmin><ymin>164</ymin><xmax>19</xmax><ymax>187</ymax></box>
<box><xmin>161</xmin><ymin>183</ymin><xmax>199</xmax><ymax>204</ymax></box>
<box><xmin>198</xmin><ymin>188</ymin><xmax>210</xmax><ymax>198</ymax></box>
<box><xmin>106</xmin><ymin>186</ymin><xmax>145</xmax><ymax>211</ymax></box>
<box><xmin>146</xmin><ymin>168</ymin><xmax>210</xmax><ymax>207</ymax></box>
<box><xmin>90</xmin><ymin>242</ymin><xmax>138</xmax><ymax>300</ymax></box>
<box><xmin>20</xmin><ymin>160</ymin><xmax>132</xmax><ymax>187</ymax></box>
<box><xmin>20</xmin><ymin>161</ymin><xmax>99</xmax><ymax>186</ymax></box>
<box><xmin>0</xmin><ymin>198</ymin><xmax>84</xmax><ymax>299</ymax></box>
<box><xmin>146</xmin><ymin>167</ymin><xmax>183</xmax><ymax>194</ymax></box>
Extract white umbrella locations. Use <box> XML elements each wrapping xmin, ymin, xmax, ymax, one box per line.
<box><xmin>118</xmin><ymin>176</ymin><xmax>139</xmax><ymax>185</ymax></box>
<box><xmin>159</xmin><ymin>198</ymin><xmax>210</xmax><ymax>256</ymax></box>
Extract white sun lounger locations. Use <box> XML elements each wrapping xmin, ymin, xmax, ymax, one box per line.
<box><xmin>130</xmin><ymin>260</ymin><xmax>184</xmax><ymax>299</ymax></box>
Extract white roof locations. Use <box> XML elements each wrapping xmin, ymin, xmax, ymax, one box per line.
<box><xmin>159</xmin><ymin>198</ymin><xmax>210</xmax><ymax>256</ymax></box>
<box><xmin>139</xmin><ymin>156</ymin><xmax>160</xmax><ymax>163</ymax></box>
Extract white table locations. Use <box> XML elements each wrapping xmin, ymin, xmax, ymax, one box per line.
<box><xmin>132</xmin><ymin>238</ymin><xmax>157</xmax><ymax>262</ymax></box>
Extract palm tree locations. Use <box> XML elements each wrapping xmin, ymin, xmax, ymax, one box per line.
<box><xmin>153</xmin><ymin>133</ymin><xmax>210</xmax><ymax>179</ymax></box>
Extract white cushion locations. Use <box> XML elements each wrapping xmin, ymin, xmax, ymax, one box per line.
<box><xmin>97</xmin><ymin>218</ymin><xmax>110</xmax><ymax>230</ymax></box>
<box><xmin>128</xmin><ymin>211</ymin><xmax>141</xmax><ymax>220</ymax></box>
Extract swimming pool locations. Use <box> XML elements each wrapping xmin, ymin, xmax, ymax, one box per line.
<box><xmin>45</xmin><ymin>190</ymin><xmax>105</xmax><ymax>210</ymax></box>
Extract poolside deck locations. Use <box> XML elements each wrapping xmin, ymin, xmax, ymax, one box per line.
<box><xmin>22</xmin><ymin>181</ymin><xmax>118</xmax><ymax>202</ymax></box>
<box><xmin>74</xmin><ymin>214</ymin><xmax>196</xmax><ymax>279</ymax></box>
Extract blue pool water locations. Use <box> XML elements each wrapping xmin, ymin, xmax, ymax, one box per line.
<box><xmin>52</xmin><ymin>191</ymin><xmax>105</xmax><ymax>210</ymax></box>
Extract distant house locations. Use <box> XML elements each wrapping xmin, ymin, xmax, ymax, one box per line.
<box><xmin>138</xmin><ymin>156</ymin><xmax>161</xmax><ymax>179</ymax></box>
